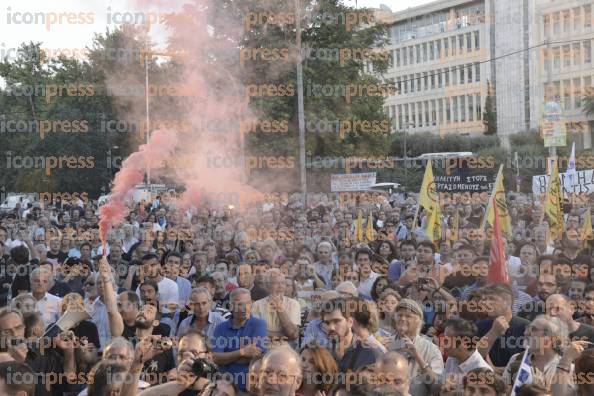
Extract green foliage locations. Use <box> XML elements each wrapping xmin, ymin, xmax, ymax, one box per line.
<box><xmin>483</xmin><ymin>80</ymin><xmax>497</xmax><ymax>135</ymax></box>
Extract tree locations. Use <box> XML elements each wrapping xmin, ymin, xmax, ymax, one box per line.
<box><xmin>483</xmin><ymin>80</ymin><xmax>497</xmax><ymax>135</ymax></box>
<box><xmin>582</xmin><ymin>94</ymin><xmax>594</xmax><ymax>117</ymax></box>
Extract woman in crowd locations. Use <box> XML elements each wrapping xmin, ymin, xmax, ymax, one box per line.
<box><xmin>300</xmin><ymin>344</ymin><xmax>339</xmax><ymax>396</ymax></box>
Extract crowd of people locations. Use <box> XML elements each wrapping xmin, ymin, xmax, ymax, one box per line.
<box><xmin>0</xmin><ymin>189</ymin><xmax>592</xmax><ymax>396</ymax></box>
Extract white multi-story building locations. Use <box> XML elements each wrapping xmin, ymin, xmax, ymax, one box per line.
<box><xmin>378</xmin><ymin>0</ymin><xmax>594</xmax><ymax>150</ymax></box>
<box><xmin>529</xmin><ymin>0</ymin><xmax>594</xmax><ymax>150</ymax></box>
<box><xmin>381</xmin><ymin>0</ymin><xmax>492</xmax><ymax>138</ymax></box>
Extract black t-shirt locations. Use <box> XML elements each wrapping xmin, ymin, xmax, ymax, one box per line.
<box><xmin>122</xmin><ymin>323</ymin><xmax>172</xmax><ymax>344</ymax></box>
<box><xmin>26</xmin><ymin>346</ymin><xmax>64</xmax><ymax>396</ymax></box>
<box><xmin>141</xmin><ymin>349</ymin><xmax>175</xmax><ymax>385</ymax></box>
<box><xmin>570</xmin><ymin>323</ymin><xmax>594</xmax><ymax>343</ymax></box>
<box><xmin>48</xmin><ymin>280</ymin><xmax>72</xmax><ymax>298</ymax></box>
<box><xmin>476</xmin><ymin>316</ymin><xmax>530</xmax><ymax>367</ymax></box>
<box><xmin>11</xmin><ymin>259</ymin><xmax>39</xmax><ymax>297</ymax></box>
<box><xmin>46</xmin><ymin>320</ymin><xmax>101</xmax><ymax>350</ymax></box>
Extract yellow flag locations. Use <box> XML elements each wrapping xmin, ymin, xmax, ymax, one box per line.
<box><xmin>484</xmin><ymin>165</ymin><xmax>512</xmax><ymax>238</ymax></box>
<box><xmin>425</xmin><ymin>202</ymin><xmax>442</xmax><ymax>242</ymax></box>
<box><xmin>419</xmin><ymin>160</ymin><xmax>441</xmax><ymax>242</ymax></box>
<box><xmin>419</xmin><ymin>159</ymin><xmax>437</xmax><ymax>211</ymax></box>
<box><xmin>544</xmin><ymin>159</ymin><xmax>564</xmax><ymax>240</ymax></box>
<box><xmin>356</xmin><ymin>209</ymin><xmax>363</xmax><ymax>242</ymax></box>
<box><xmin>366</xmin><ymin>212</ymin><xmax>375</xmax><ymax>241</ymax></box>
<box><xmin>582</xmin><ymin>208</ymin><xmax>592</xmax><ymax>248</ymax></box>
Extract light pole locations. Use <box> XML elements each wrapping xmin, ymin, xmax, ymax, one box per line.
<box><xmin>403</xmin><ymin>122</ymin><xmax>414</xmax><ymax>192</ymax></box>
<box><xmin>295</xmin><ymin>0</ymin><xmax>307</xmax><ymax>197</ymax></box>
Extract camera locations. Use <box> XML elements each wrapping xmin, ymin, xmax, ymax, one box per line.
<box><xmin>191</xmin><ymin>358</ymin><xmax>218</xmax><ymax>379</ymax></box>
<box><xmin>156</xmin><ymin>337</ymin><xmax>173</xmax><ymax>350</ymax></box>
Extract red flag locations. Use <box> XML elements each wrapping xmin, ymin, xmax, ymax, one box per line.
<box><xmin>488</xmin><ymin>202</ymin><xmax>509</xmax><ymax>284</ymax></box>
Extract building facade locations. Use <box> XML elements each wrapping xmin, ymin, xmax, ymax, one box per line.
<box><xmin>382</xmin><ymin>0</ymin><xmax>492</xmax><ymax>138</ymax></box>
<box><xmin>379</xmin><ymin>0</ymin><xmax>594</xmax><ymax>150</ymax></box>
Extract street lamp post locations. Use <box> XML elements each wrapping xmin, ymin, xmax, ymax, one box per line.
<box><xmin>403</xmin><ymin>122</ymin><xmax>414</xmax><ymax>192</ymax></box>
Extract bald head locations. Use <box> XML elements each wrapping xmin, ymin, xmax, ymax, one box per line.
<box><xmin>546</xmin><ymin>293</ymin><xmax>574</xmax><ymax>323</ymax></box>
<box><xmin>259</xmin><ymin>346</ymin><xmax>302</xmax><ymax>396</ymax></box>
<box><xmin>376</xmin><ymin>352</ymin><xmax>409</xmax><ymax>396</ymax></box>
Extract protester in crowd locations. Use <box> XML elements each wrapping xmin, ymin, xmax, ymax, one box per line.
<box><xmin>176</xmin><ymin>287</ymin><xmax>226</xmax><ymax>339</ymax></box>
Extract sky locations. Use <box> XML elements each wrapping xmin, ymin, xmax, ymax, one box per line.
<box><xmin>0</xmin><ymin>0</ymin><xmax>436</xmax><ymax>60</ymax></box>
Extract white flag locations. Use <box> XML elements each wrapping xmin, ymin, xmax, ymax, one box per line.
<box><xmin>510</xmin><ymin>350</ymin><xmax>533</xmax><ymax>396</ymax></box>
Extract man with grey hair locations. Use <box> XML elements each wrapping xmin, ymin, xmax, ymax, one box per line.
<box><xmin>212</xmin><ymin>287</ymin><xmax>268</xmax><ymax>392</ymax></box>
<box><xmin>29</xmin><ymin>267</ymin><xmax>61</xmax><ymax>326</ymax></box>
<box><xmin>546</xmin><ymin>293</ymin><xmax>594</xmax><ymax>343</ymax></box>
<box><xmin>252</xmin><ymin>268</ymin><xmax>300</xmax><ymax>341</ymax></box>
<box><xmin>390</xmin><ymin>298</ymin><xmax>443</xmax><ymax>396</ymax></box>
<box><xmin>376</xmin><ymin>352</ymin><xmax>411</xmax><ymax>396</ymax></box>
<box><xmin>314</xmin><ymin>241</ymin><xmax>334</xmax><ymax>288</ymax></box>
<box><xmin>176</xmin><ymin>287</ymin><xmax>225</xmax><ymax>339</ymax></box>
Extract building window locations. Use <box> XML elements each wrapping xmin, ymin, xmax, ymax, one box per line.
<box><xmin>475</xmin><ymin>63</ymin><xmax>480</xmax><ymax>81</ymax></box>
<box><xmin>585</xmin><ymin>5</ymin><xmax>591</xmax><ymax>29</ymax></box>
<box><xmin>416</xmin><ymin>45</ymin><xmax>421</xmax><ymax>63</ymax></box>
<box><xmin>544</xmin><ymin>15</ymin><xmax>551</xmax><ymax>38</ymax></box>
<box><xmin>425</xmin><ymin>101</ymin><xmax>430</xmax><ymax>126</ymax></box>
<box><xmin>574</xmin><ymin>78</ymin><xmax>581</xmax><ymax>108</ymax></box>
<box><xmin>467</xmin><ymin>64</ymin><xmax>473</xmax><ymax>83</ymax></box>
<box><xmin>410</xmin><ymin>47</ymin><xmax>414</xmax><ymax>64</ymax></box>
<box><xmin>396</xmin><ymin>49</ymin><xmax>401</xmax><ymax>67</ymax></box>
<box><xmin>423</xmin><ymin>43</ymin><xmax>428</xmax><ymax>62</ymax></box>
<box><xmin>404</xmin><ymin>104</ymin><xmax>409</xmax><ymax>125</ymax></box>
<box><xmin>543</xmin><ymin>49</ymin><xmax>551</xmax><ymax>72</ymax></box>
<box><xmin>451</xmin><ymin>36</ymin><xmax>456</xmax><ymax>56</ymax></box>
<box><xmin>573</xmin><ymin>43</ymin><xmax>581</xmax><ymax>66</ymax></box>
<box><xmin>460</xmin><ymin>95</ymin><xmax>466</xmax><ymax>122</ymax></box>
<box><xmin>431</xmin><ymin>100</ymin><xmax>437</xmax><ymax>126</ymax></box>
<box><xmin>444</xmin><ymin>38</ymin><xmax>449</xmax><ymax>57</ymax></box>
<box><xmin>585</xmin><ymin>40</ymin><xmax>592</xmax><ymax>63</ymax></box>
<box><xmin>424</xmin><ymin>72</ymin><xmax>429</xmax><ymax>90</ymax></box>
<box><xmin>553</xmin><ymin>13</ymin><xmax>561</xmax><ymax>34</ymax></box>
<box><xmin>436</xmin><ymin>40</ymin><xmax>441</xmax><ymax>58</ymax></box>
<box><xmin>438</xmin><ymin>99</ymin><xmax>444</xmax><ymax>123</ymax></box>
<box><xmin>563</xmin><ymin>79</ymin><xmax>571</xmax><ymax>109</ymax></box>
<box><xmin>574</xmin><ymin>7</ymin><xmax>581</xmax><ymax>32</ymax></box>
<box><xmin>446</xmin><ymin>98</ymin><xmax>451</xmax><ymax>123</ymax></box>
<box><xmin>475</xmin><ymin>94</ymin><xmax>481</xmax><ymax>120</ymax></box>
<box><xmin>466</xmin><ymin>32</ymin><xmax>472</xmax><ymax>51</ymax></box>
<box><xmin>437</xmin><ymin>69</ymin><xmax>442</xmax><ymax>87</ymax></box>
<box><xmin>430</xmin><ymin>42</ymin><xmax>435</xmax><ymax>61</ymax></box>
<box><xmin>563</xmin><ymin>10</ymin><xmax>570</xmax><ymax>33</ymax></box>
<box><xmin>453</xmin><ymin>97</ymin><xmax>459</xmax><ymax>122</ymax></box>
<box><xmin>460</xmin><ymin>67</ymin><xmax>465</xmax><ymax>85</ymax></box>
<box><xmin>563</xmin><ymin>45</ymin><xmax>571</xmax><ymax>67</ymax></box>
<box><xmin>445</xmin><ymin>68</ymin><xmax>450</xmax><ymax>86</ymax></box>
<box><xmin>474</xmin><ymin>31</ymin><xmax>480</xmax><ymax>50</ymax></box>
<box><xmin>459</xmin><ymin>34</ymin><xmax>464</xmax><ymax>53</ymax></box>
<box><xmin>398</xmin><ymin>105</ymin><xmax>403</xmax><ymax>129</ymax></box>
<box><xmin>417</xmin><ymin>74</ymin><xmax>422</xmax><ymax>91</ymax></box>
<box><xmin>554</xmin><ymin>47</ymin><xmax>561</xmax><ymax>68</ymax></box>
<box><xmin>468</xmin><ymin>95</ymin><xmax>474</xmax><ymax>121</ymax></box>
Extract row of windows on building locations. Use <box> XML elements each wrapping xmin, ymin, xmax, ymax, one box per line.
<box><xmin>545</xmin><ymin>74</ymin><xmax>594</xmax><ymax>112</ymax></box>
<box><xmin>394</xmin><ymin>63</ymin><xmax>481</xmax><ymax>95</ymax></box>
<box><xmin>393</xmin><ymin>30</ymin><xmax>481</xmax><ymax>67</ymax></box>
<box><xmin>386</xmin><ymin>93</ymin><xmax>483</xmax><ymax>131</ymax></box>
<box><xmin>543</xmin><ymin>4</ymin><xmax>593</xmax><ymax>37</ymax></box>
<box><xmin>542</xmin><ymin>39</ymin><xmax>593</xmax><ymax>71</ymax></box>
<box><xmin>390</xmin><ymin>5</ymin><xmax>485</xmax><ymax>44</ymax></box>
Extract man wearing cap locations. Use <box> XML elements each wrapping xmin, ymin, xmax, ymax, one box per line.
<box><xmin>390</xmin><ymin>298</ymin><xmax>443</xmax><ymax>396</ymax></box>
